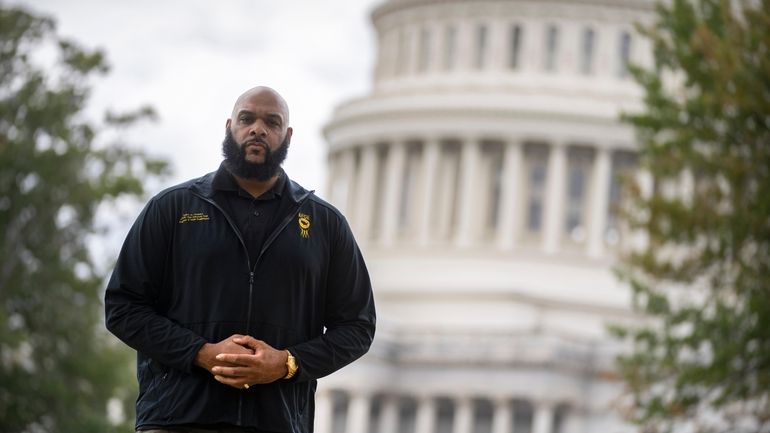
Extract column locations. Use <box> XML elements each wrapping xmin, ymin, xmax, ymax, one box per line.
<box><xmin>496</xmin><ymin>139</ymin><xmax>523</xmax><ymax>250</ymax></box>
<box><xmin>455</xmin><ymin>138</ymin><xmax>481</xmax><ymax>247</ymax></box>
<box><xmin>457</xmin><ymin>20</ymin><xmax>473</xmax><ymax>71</ymax></box>
<box><xmin>428</xmin><ymin>22</ymin><xmax>443</xmax><ymax>74</ymax></box>
<box><xmin>491</xmin><ymin>398</ymin><xmax>513</xmax><ymax>433</ymax></box>
<box><xmin>381</xmin><ymin>29</ymin><xmax>397</xmax><ymax>80</ymax></box>
<box><xmin>587</xmin><ymin>147</ymin><xmax>611</xmax><ymax>258</ymax></box>
<box><xmin>417</xmin><ymin>138</ymin><xmax>441</xmax><ymax>246</ymax></box>
<box><xmin>453</xmin><ymin>397</ymin><xmax>473</xmax><ymax>433</ymax></box>
<box><xmin>325</xmin><ymin>152</ymin><xmax>338</xmax><ymax>207</ymax></box>
<box><xmin>345</xmin><ymin>391</ymin><xmax>372</xmax><ymax>433</ymax></box>
<box><xmin>532</xmin><ymin>401</ymin><xmax>554</xmax><ymax>433</ymax></box>
<box><xmin>338</xmin><ymin>148</ymin><xmax>357</xmax><ymax>217</ymax></box>
<box><xmin>521</xmin><ymin>21</ymin><xmax>537</xmax><ymax>73</ymax></box>
<box><xmin>314</xmin><ymin>388</ymin><xmax>333</xmax><ymax>433</ymax></box>
<box><xmin>354</xmin><ymin>144</ymin><xmax>378</xmax><ymax>242</ymax></box>
<box><xmin>489</xmin><ymin>18</ymin><xmax>508</xmax><ymax>71</ymax></box>
<box><xmin>381</xmin><ymin>141</ymin><xmax>407</xmax><ymax>246</ymax></box>
<box><xmin>378</xmin><ymin>395</ymin><xmax>399</xmax><ymax>433</ymax></box>
<box><xmin>415</xmin><ymin>396</ymin><xmax>437</xmax><ymax>433</ymax></box>
<box><xmin>542</xmin><ymin>143</ymin><xmax>567</xmax><ymax>254</ymax></box>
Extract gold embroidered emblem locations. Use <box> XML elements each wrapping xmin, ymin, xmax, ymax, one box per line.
<box><xmin>178</xmin><ymin>212</ymin><xmax>210</xmax><ymax>224</ymax></box>
<box><xmin>298</xmin><ymin>213</ymin><xmax>311</xmax><ymax>238</ymax></box>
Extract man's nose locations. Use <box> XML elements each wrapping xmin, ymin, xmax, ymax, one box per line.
<box><xmin>250</xmin><ymin>120</ymin><xmax>268</xmax><ymax>137</ymax></box>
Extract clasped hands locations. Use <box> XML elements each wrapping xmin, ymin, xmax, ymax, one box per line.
<box><xmin>194</xmin><ymin>334</ymin><xmax>288</xmax><ymax>389</ymax></box>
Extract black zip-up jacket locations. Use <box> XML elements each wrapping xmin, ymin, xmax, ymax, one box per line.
<box><xmin>105</xmin><ymin>168</ymin><xmax>376</xmax><ymax>432</ymax></box>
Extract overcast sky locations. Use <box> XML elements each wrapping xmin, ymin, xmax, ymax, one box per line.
<box><xmin>20</xmin><ymin>0</ymin><xmax>383</xmax><ymax>193</ymax></box>
<box><xmin>16</xmin><ymin>0</ymin><xmax>383</xmax><ymax>266</ymax></box>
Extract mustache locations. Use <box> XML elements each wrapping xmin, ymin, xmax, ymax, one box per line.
<box><xmin>243</xmin><ymin>137</ymin><xmax>268</xmax><ymax>146</ymax></box>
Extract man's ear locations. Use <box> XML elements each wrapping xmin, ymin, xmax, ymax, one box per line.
<box><xmin>225</xmin><ymin>118</ymin><xmax>231</xmax><ymax>130</ymax></box>
<box><xmin>285</xmin><ymin>127</ymin><xmax>293</xmax><ymax>142</ymax></box>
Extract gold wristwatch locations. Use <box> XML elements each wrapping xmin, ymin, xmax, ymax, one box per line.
<box><xmin>284</xmin><ymin>350</ymin><xmax>298</xmax><ymax>379</ymax></box>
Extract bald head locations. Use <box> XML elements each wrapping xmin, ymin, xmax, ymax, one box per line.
<box><xmin>231</xmin><ymin>86</ymin><xmax>290</xmax><ymax>125</ymax></box>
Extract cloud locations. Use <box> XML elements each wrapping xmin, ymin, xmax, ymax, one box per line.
<box><xmin>19</xmin><ymin>0</ymin><xmax>380</xmax><ymax>192</ymax></box>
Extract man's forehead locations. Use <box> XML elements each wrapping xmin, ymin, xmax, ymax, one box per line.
<box><xmin>234</xmin><ymin>107</ymin><xmax>285</xmax><ymax>118</ymax></box>
<box><xmin>232</xmin><ymin>87</ymin><xmax>289</xmax><ymax>119</ymax></box>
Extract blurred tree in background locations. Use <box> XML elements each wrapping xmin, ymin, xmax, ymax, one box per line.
<box><xmin>0</xmin><ymin>5</ymin><xmax>168</xmax><ymax>432</ymax></box>
<box><xmin>614</xmin><ymin>0</ymin><xmax>770</xmax><ymax>432</ymax></box>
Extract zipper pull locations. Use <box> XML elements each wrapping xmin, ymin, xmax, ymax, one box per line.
<box><xmin>249</xmin><ymin>272</ymin><xmax>254</xmax><ymax>284</ymax></box>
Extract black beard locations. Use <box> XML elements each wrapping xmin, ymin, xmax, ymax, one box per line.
<box><xmin>221</xmin><ymin>129</ymin><xmax>290</xmax><ymax>181</ymax></box>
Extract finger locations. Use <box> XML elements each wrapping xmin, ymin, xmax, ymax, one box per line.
<box><xmin>214</xmin><ymin>360</ymin><xmax>246</xmax><ymax>368</ymax></box>
<box><xmin>211</xmin><ymin>366</ymin><xmax>249</xmax><ymax>378</ymax></box>
<box><xmin>214</xmin><ymin>375</ymin><xmax>246</xmax><ymax>389</ymax></box>
<box><xmin>233</xmin><ymin>335</ymin><xmax>261</xmax><ymax>349</ymax></box>
<box><xmin>233</xmin><ymin>337</ymin><xmax>265</xmax><ymax>353</ymax></box>
<box><xmin>221</xmin><ymin>342</ymin><xmax>254</xmax><ymax>355</ymax></box>
<box><xmin>216</xmin><ymin>353</ymin><xmax>254</xmax><ymax>366</ymax></box>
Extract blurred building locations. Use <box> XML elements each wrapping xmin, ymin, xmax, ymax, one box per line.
<box><xmin>318</xmin><ymin>0</ymin><xmax>654</xmax><ymax>432</ymax></box>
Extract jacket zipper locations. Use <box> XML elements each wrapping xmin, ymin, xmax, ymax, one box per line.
<box><xmin>191</xmin><ymin>189</ymin><xmax>312</xmax><ymax>425</ymax></box>
<box><xmin>189</xmin><ymin>192</ymin><xmax>253</xmax><ymax>426</ymax></box>
<box><xmin>245</xmin><ymin>193</ymin><xmax>312</xmax><ymax>334</ymax></box>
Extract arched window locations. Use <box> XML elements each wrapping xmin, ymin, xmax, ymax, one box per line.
<box><xmin>330</xmin><ymin>391</ymin><xmax>349</xmax><ymax>433</ymax></box>
<box><xmin>475</xmin><ymin>24</ymin><xmax>488</xmax><ymax>69</ymax></box>
<box><xmin>524</xmin><ymin>144</ymin><xmax>549</xmax><ymax>235</ymax></box>
<box><xmin>397</xmin><ymin>397</ymin><xmax>418</xmax><ymax>433</ymax></box>
<box><xmin>581</xmin><ymin>27</ymin><xmax>595</xmax><ymax>74</ymax></box>
<box><xmin>435</xmin><ymin>397</ymin><xmax>455</xmax><ymax>433</ymax></box>
<box><xmin>482</xmin><ymin>142</ymin><xmax>504</xmax><ymax>237</ymax></box>
<box><xmin>398</xmin><ymin>144</ymin><xmax>421</xmax><ymax>234</ymax></box>
<box><xmin>564</xmin><ymin>147</ymin><xmax>594</xmax><ymax>245</ymax></box>
<box><xmin>509</xmin><ymin>24</ymin><xmax>523</xmax><ymax>69</ymax></box>
<box><xmin>544</xmin><ymin>24</ymin><xmax>559</xmax><ymax>71</ymax></box>
<box><xmin>618</xmin><ymin>30</ymin><xmax>633</xmax><ymax>77</ymax></box>
<box><xmin>473</xmin><ymin>398</ymin><xmax>494</xmax><ymax>433</ymax></box>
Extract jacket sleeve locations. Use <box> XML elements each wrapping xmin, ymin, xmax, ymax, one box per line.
<box><xmin>104</xmin><ymin>196</ymin><xmax>207</xmax><ymax>373</ymax></box>
<box><xmin>288</xmin><ymin>215</ymin><xmax>376</xmax><ymax>381</ymax></box>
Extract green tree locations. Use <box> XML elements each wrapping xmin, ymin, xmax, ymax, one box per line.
<box><xmin>0</xmin><ymin>5</ymin><xmax>168</xmax><ymax>432</ymax></box>
<box><xmin>614</xmin><ymin>0</ymin><xmax>770</xmax><ymax>432</ymax></box>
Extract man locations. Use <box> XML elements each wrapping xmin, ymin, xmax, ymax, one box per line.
<box><xmin>105</xmin><ymin>86</ymin><xmax>376</xmax><ymax>433</ymax></box>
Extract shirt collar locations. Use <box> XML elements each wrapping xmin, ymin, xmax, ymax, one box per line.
<box><xmin>212</xmin><ymin>162</ymin><xmax>285</xmax><ymax>199</ymax></box>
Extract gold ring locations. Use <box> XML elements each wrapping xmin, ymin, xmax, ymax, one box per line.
<box><xmin>243</xmin><ymin>383</ymin><xmax>250</xmax><ymax>389</ymax></box>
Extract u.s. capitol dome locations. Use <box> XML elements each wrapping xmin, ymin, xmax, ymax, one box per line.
<box><xmin>318</xmin><ymin>1</ymin><xmax>654</xmax><ymax>432</ymax></box>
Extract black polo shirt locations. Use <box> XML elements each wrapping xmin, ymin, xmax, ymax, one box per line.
<box><xmin>212</xmin><ymin>164</ymin><xmax>286</xmax><ymax>269</ymax></box>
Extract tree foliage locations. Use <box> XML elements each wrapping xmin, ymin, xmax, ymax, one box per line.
<box><xmin>614</xmin><ymin>0</ymin><xmax>770</xmax><ymax>432</ymax></box>
<box><xmin>0</xmin><ymin>5</ymin><xmax>168</xmax><ymax>432</ymax></box>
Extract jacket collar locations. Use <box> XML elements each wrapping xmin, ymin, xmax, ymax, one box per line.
<box><xmin>189</xmin><ymin>163</ymin><xmax>313</xmax><ymax>204</ymax></box>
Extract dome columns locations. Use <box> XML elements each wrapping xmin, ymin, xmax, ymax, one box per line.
<box><xmin>327</xmin><ymin>136</ymin><xmax>629</xmax><ymax>258</ymax></box>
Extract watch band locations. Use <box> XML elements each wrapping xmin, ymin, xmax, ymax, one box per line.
<box><xmin>284</xmin><ymin>350</ymin><xmax>298</xmax><ymax>379</ymax></box>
